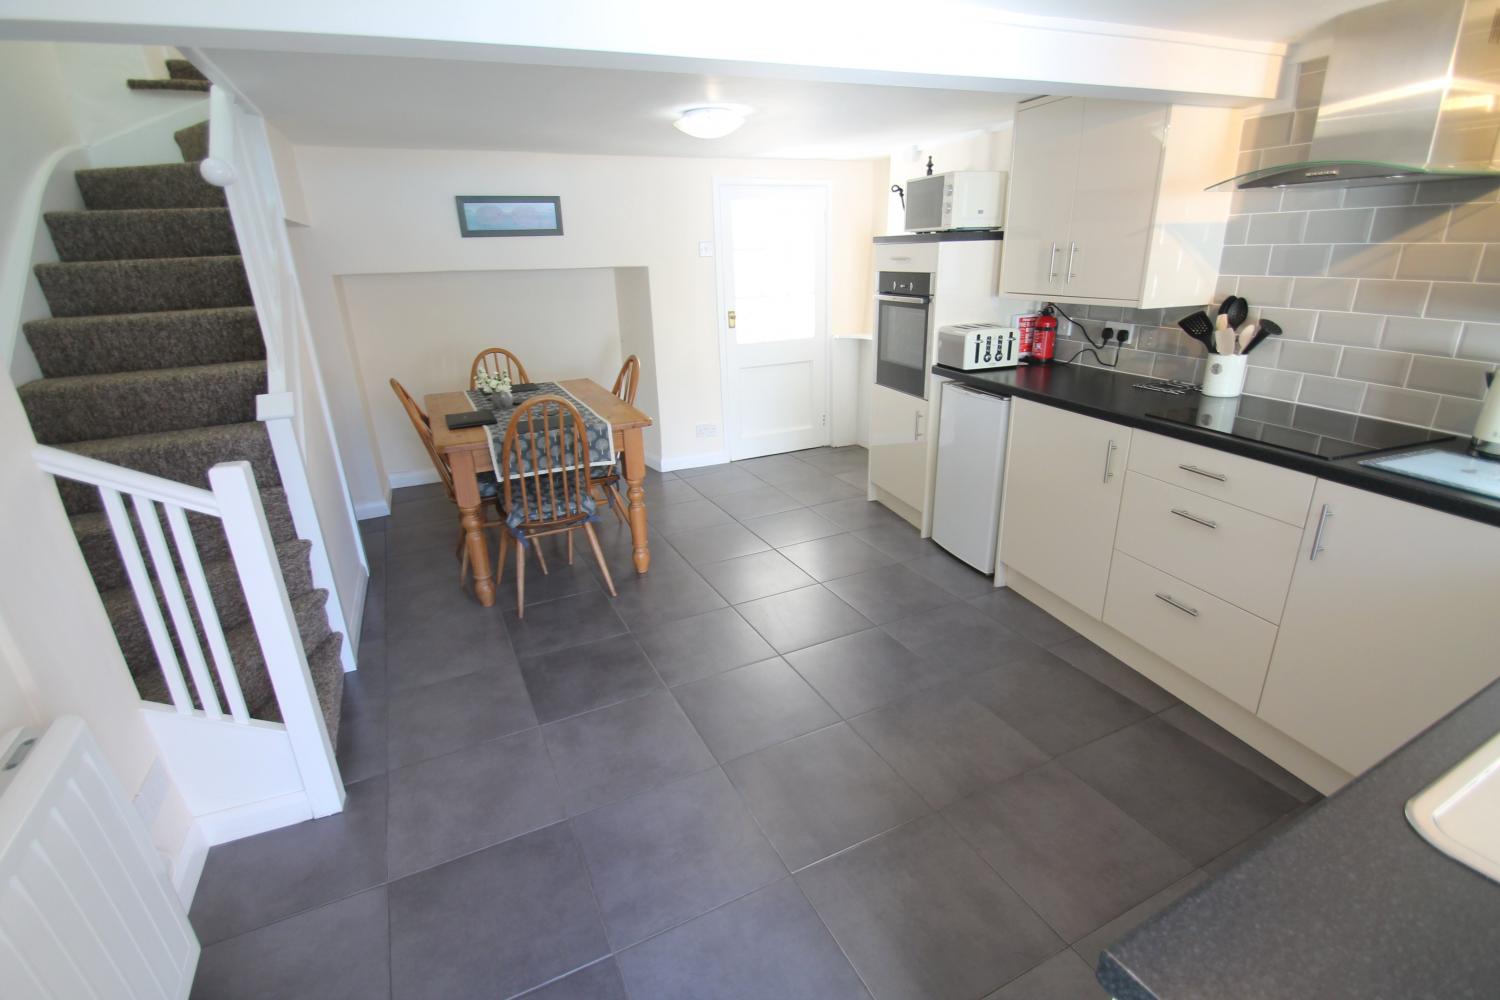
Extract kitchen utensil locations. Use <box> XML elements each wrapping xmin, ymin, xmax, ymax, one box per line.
<box><xmin>1235</xmin><ymin>321</ymin><xmax>1256</xmax><ymax>354</ymax></box>
<box><xmin>1177</xmin><ymin>311</ymin><xmax>1216</xmax><ymax>350</ymax></box>
<box><xmin>1241</xmin><ymin>318</ymin><xmax>1281</xmax><ymax>356</ymax></box>
<box><xmin>1215</xmin><ymin>312</ymin><xmax>1230</xmax><ymax>332</ymax></box>
<box><xmin>1215</xmin><ymin>324</ymin><xmax>1236</xmax><ymax>355</ymax></box>
<box><xmin>1225</xmin><ymin>296</ymin><xmax>1249</xmax><ymax>329</ymax></box>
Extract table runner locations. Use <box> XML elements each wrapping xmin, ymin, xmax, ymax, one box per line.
<box><xmin>465</xmin><ymin>382</ymin><xmax>615</xmax><ymax>480</ymax></box>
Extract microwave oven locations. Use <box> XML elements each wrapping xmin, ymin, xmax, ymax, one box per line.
<box><xmin>904</xmin><ymin>170</ymin><xmax>1005</xmax><ymax>232</ymax></box>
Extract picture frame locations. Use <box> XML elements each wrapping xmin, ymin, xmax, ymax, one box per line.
<box><xmin>455</xmin><ymin>195</ymin><xmax>564</xmax><ymax>238</ymax></box>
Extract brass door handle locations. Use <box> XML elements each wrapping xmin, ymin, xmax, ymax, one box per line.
<box><xmin>727</xmin><ymin>309</ymin><xmax>737</xmax><ymax>329</ymax></box>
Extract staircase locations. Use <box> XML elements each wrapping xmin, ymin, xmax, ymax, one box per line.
<box><xmin>126</xmin><ymin>58</ymin><xmax>211</xmax><ymax>95</ymax></box>
<box><xmin>17</xmin><ymin>100</ymin><xmax>344</xmax><ymax>743</ymax></box>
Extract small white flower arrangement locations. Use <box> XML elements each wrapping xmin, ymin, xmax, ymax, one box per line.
<box><xmin>474</xmin><ymin>370</ymin><xmax>512</xmax><ymax>395</ymax></box>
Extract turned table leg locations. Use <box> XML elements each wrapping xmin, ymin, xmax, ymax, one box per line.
<box><xmin>450</xmin><ymin>449</ymin><xmax>495</xmax><ymax>607</ymax></box>
<box><xmin>621</xmin><ymin>426</ymin><xmax>650</xmax><ymax>574</ymax></box>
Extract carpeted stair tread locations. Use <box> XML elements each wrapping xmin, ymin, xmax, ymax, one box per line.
<box><xmin>260</xmin><ymin>632</ymin><xmax>346</xmax><ymax>746</ymax></box>
<box><xmin>166</xmin><ymin>60</ymin><xmax>207</xmax><ymax>82</ymax></box>
<box><xmin>24</xmin><ymin>307</ymin><xmax>264</xmax><ymax>378</ymax></box>
<box><xmin>45</xmin><ymin>207</ymin><xmax>237</xmax><ymax>262</ymax></box>
<box><xmin>71</xmin><ymin>485</ymin><xmax>296</xmax><ymax>593</ymax></box>
<box><xmin>56</xmin><ymin>421</ymin><xmax>279</xmax><ymax>516</ymax></box>
<box><xmin>126</xmin><ymin>78</ymin><xmax>211</xmax><ymax>94</ymax></box>
<box><xmin>35</xmin><ymin>256</ymin><xmax>251</xmax><ymax>318</ymax></box>
<box><xmin>75</xmin><ymin>163</ymin><xmax>225</xmax><ymax>211</ymax></box>
<box><xmin>20</xmin><ymin>361</ymin><xmax>265</xmax><ymax>445</ymax></box>
<box><xmin>174</xmin><ymin>122</ymin><xmax>209</xmax><ymax>163</ymax></box>
<box><xmin>133</xmin><ymin>587</ymin><xmax>333</xmax><ymax>720</ymax></box>
<box><xmin>102</xmin><ymin>537</ymin><xmax>317</xmax><ymax>677</ymax></box>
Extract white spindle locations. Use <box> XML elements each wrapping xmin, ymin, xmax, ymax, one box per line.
<box><xmin>98</xmin><ymin>489</ymin><xmax>192</xmax><ymax>714</ymax></box>
<box><xmin>133</xmin><ymin>495</ymin><xmax>222</xmax><ymax>720</ymax></box>
<box><xmin>166</xmin><ymin>504</ymin><xmax>249</xmax><ymax>723</ymax></box>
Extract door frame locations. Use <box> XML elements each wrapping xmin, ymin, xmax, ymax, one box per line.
<box><xmin>711</xmin><ymin>176</ymin><xmax>835</xmax><ymax>462</ymax></box>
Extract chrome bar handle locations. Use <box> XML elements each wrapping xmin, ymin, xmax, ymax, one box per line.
<box><xmin>1178</xmin><ymin>463</ymin><xmax>1227</xmax><ymax>483</ymax></box>
<box><xmin>1155</xmin><ymin>593</ymin><xmax>1200</xmax><ymax>617</ymax></box>
<box><xmin>1047</xmin><ymin>242</ymin><xmax>1060</xmax><ymax>282</ymax></box>
<box><xmin>1309</xmin><ymin>503</ymin><xmax>1333</xmax><ymax>560</ymax></box>
<box><xmin>1102</xmin><ymin>440</ymin><xmax>1117</xmax><ymax>483</ymax></box>
<box><xmin>914</xmin><ymin>411</ymin><xmax>925</xmax><ymax>440</ymax></box>
<box><xmin>1066</xmin><ymin>241</ymin><xmax>1080</xmax><ymax>284</ymax></box>
<box><xmin>1170</xmin><ymin>508</ymin><xmax>1218</xmax><ymax>530</ymax></box>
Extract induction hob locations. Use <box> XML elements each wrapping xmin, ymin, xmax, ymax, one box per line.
<box><xmin>1146</xmin><ymin>394</ymin><xmax>1453</xmax><ymax>460</ymax></box>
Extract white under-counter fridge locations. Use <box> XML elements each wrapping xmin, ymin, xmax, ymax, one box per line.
<box><xmin>931</xmin><ymin>381</ymin><xmax>1010</xmax><ymax>575</ymax></box>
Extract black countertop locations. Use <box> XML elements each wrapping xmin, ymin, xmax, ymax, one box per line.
<box><xmin>1096</xmin><ymin>676</ymin><xmax>1500</xmax><ymax>999</ymax></box>
<box><xmin>934</xmin><ymin>362</ymin><xmax>1500</xmax><ymax>529</ymax></box>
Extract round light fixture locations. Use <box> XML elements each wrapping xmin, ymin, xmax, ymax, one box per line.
<box><xmin>673</xmin><ymin>106</ymin><xmax>747</xmax><ymax>139</ymax></box>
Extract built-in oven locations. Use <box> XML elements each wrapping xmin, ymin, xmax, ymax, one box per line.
<box><xmin>875</xmin><ymin>270</ymin><xmax>934</xmax><ymax>399</ymax></box>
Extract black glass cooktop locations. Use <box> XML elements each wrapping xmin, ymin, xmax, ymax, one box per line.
<box><xmin>1146</xmin><ymin>395</ymin><xmax>1452</xmax><ymax>460</ymax></box>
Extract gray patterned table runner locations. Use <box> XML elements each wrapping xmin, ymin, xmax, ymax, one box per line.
<box><xmin>465</xmin><ymin>382</ymin><xmax>615</xmax><ymax>480</ymax></box>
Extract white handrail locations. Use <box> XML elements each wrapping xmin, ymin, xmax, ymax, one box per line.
<box><xmin>34</xmin><ymin>445</ymin><xmax>219</xmax><ymax>515</ymax></box>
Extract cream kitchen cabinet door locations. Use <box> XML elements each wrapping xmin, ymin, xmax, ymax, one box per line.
<box><xmin>999</xmin><ymin>399</ymin><xmax>1130</xmax><ymax>619</ymax></box>
<box><xmin>1258</xmin><ymin>479</ymin><xmax>1500</xmax><ymax>776</ymax></box>
<box><xmin>997</xmin><ymin>96</ymin><xmax>1082</xmax><ymax>300</ymax></box>
<box><xmin>868</xmin><ymin>383</ymin><xmax>928</xmax><ymax>514</ymax></box>
<box><xmin>1065</xmin><ymin>100</ymin><xmax>1167</xmax><ymax>302</ymax></box>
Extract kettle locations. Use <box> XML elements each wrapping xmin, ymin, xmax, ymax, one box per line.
<box><xmin>1475</xmin><ymin>370</ymin><xmax>1500</xmax><ymax>460</ymax></box>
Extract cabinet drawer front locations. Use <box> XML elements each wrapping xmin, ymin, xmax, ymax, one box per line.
<box><xmin>875</xmin><ymin>243</ymin><xmax>939</xmax><ymax>273</ymax></box>
<box><xmin>1104</xmin><ymin>552</ymin><xmax>1276</xmax><ymax>712</ymax></box>
<box><xmin>1115</xmin><ymin>472</ymin><xmax>1300</xmax><ymax>623</ymax></box>
<box><xmin>1128</xmin><ymin>430</ymin><xmax>1314</xmax><ymax>526</ymax></box>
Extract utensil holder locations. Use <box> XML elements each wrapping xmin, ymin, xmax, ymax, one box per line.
<box><xmin>1194</xmin><ymin>394</ymin><xmax>1242</xmax><ymax>432</ymax></box>
<box><xmin>1201</xmin><ymin>353</ymin><xmax>1248</xmax><ymax>398</ymax></box>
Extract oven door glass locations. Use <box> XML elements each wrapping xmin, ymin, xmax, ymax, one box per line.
<box><xmin>876</xmin><ymin>296</ymin><xmax>930</xmax><ymax>398</ymax></box>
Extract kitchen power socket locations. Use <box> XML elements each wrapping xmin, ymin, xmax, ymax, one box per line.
<box><xmin>1110</xmin><ymin>323</ymin><xmax>1135</xmax><ymax>345</ymax></box>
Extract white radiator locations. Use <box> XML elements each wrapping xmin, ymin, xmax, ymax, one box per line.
<box><xmin>0</xmin><ymin>717</ymin><xmax>199</xmax><ymax>999</ymax></box>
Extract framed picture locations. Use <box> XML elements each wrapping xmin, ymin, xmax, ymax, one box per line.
<box><xmin>455</xmin><ymin>195</ymin><xmax>564</xmax><ymax>237</ymax></box>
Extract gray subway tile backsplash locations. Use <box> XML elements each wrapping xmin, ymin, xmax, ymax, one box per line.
<box><xmin>1435</xmin><ymin>395</ymin><xmax>1485</xmax><ymax>434</ymax></box>
<box><xmin>1236</xmin><ymin>274</ymin><xmax>1293</xmax><ymax>306</ymax></box>
<box><xmin>1338</xmin><ymin>347</ymin><xmax>1411</xmax><ymax>387</ymax></box>
<box><xmin>1343</xmin><ymin>184</ymin><xmax>1415</xmax><ymax>209</ymax></box>
<box><xmin>1326</xmin><ymin>243</ymin><xmax>1400</xmax><ymax>279</ymax></box>
<box><xmin>1297</xmin><ymin>374</ymin><xmax>1366</xmax><ymax>412</ymax></box>
<box><xmin>1457</xmin><ymin>323</ymin><xmax>1500</xmax><ymax>363</ymax></box>
<box><xmin>1380</xmin><ymin>316</ymin><xmax>1461</xmax><ymax>357</ymax></box>
<box><xmin>1240</xmin><ymin>112</ymin><xmax>1294</xmax><ymax>151</ymax></box>
<box><xmin>1350</xmin><ymin>279</ymin><xmax>1430</xmax><ymax>317</ymax></box>
<box><xmin>1396</xmin><ymin>243</ymin><xmax>1480</xmax><ymax>282</ymax></box>
<box><xmin>1477</xmin><ymin>247</ymin><xmax>1500</xmax><ymax>283</ymax></box>
<box><xmin>1257</xmin><ymin>306</ymin><xmax>1316</xmax><ymax>340</ymax></box>
<box><xmin>1406</xmin><ymin>356</ymin><xmax>1492</xmax><ymax>399</ymax></box>
<box><xmin>1289</xmin><ymin>277</ymin><xmax>1355</xmax><ymax>312</ymax></box>
<box><xmin>1360</xmin><ymin>385</ymin><xmax>1440</xmax><ymax>426</ymax></box>
<box><xmin>1445</xmin><ymin>203</ymin><xmax>1500</xmax><ymax>243</ymax></box>
<box><xmin>1414</xmin><ymin>178</ymin><xmax>1500</xmax><ymax>206</ymax></box>
<box><xmin>1243</xmin><ymin>366</ymin><xmax>1302</xmax><ymax>401</ymax></box>
<box><xmin>1268</xmin><ymin>244</ymin><xmax>1330</xmax><ymax>277</ymax></box>
<box><xmin>1303</xmin><ymin>209</ymin><xmax>1373</xmax><ymax>245</ymax></box>
<box><xmin>1220</xmin><ymin>244</ymin><xmax>1271</xmax><ymax>276</ymax></box>
<box><xmin>1276</xmin><ymin>340</ymin><xmax>1341</xmax><ymax>376</ymax></box>
<box><xmin>1426</xmin><ymin>282</ymin><xmax>1500</xmax><ymax>324</ymax></box>
<box><xmin>1313</xmin><ymin>311</ymin><xmax>1383</xmax><ymax>347</ymax></box>
<box><xmin>1281</xmin><ymin>185</ymin><xmax>1343</xmax><ymax>212</ymax></box>
<box><xmin>1368</xmin><ymin>204</ymin><xmax>1449</xmax><ymax>244</ymax></box>
<box><xmin>1247</xmin><ymin>212</ymin><xmax>1307</xmax><ymax>245</ymax></box>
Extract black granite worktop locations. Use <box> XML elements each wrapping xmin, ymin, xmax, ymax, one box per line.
<box><xmin>934</xmin><ymin>362</ymin><xmax>1500</xmax><ymax>529</ymax></box>
<box><xmin>1095</xmin><ymin>676</ymin><xmax>1500</xmax><ymax>999</ymax></box>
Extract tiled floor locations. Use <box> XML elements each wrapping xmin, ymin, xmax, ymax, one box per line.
<box><xmin>189</xmin><ymin>446</ymin><xmax>1319</xmax><ymax>1000</ymax></box>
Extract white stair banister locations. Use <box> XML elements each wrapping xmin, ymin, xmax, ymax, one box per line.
<box><xmin>166</xmin><ymin>504</ymin><xmax>250</xmax><ymax>723</ymax></box>
<box><xmin>209</xmin><ymin>461</ymin><xmax>344</xmax><ymax>817</ymax></box>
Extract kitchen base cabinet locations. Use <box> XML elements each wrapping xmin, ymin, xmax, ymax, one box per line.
<box><xmin>998</xmin><ymin>399</ymin><xmax>1130</xmax><ymax>619</ymax></box>
<box><xmin>1257</xmin><ymin>480</ymin><xmax>1500</xmax><ymax>776</ymax></box>
<box><xmin>867</xmin><ymin>383</ymin><xmax>928</xmax><ymax>518</ymax></box>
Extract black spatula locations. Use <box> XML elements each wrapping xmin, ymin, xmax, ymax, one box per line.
<box><xmin>1177</xmin><ymin>311</ymin><xmax>1216</xmax><ymax>352</ymax></box>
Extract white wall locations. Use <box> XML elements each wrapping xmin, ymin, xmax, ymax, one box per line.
<box><xmin>884</xmin><ymin>128</ymin><xmax>1015</xmax><ymax>234</ymax></box>
<box><xmin>613</xmin><ymin>266</ymin><xmax>662</xmax><ymax>461</ymax></box>
<box><xmin>288</xmin><ymin>145</ymin><xmax>880</xmax><ymax>509</ymax></box>
<box><xmin>340</xmin><ymin>266</ymin><xmax>627</xmax><ymax>484</ymax></box>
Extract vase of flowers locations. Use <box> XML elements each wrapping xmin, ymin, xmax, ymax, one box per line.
<box><xmin>474</xmin><ymin>370</ymin><xmax>513</xmax><ymax>408</ymax></box>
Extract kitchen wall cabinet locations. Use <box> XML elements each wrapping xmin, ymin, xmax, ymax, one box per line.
<box><xmin>999</xmin><ymin>96</ymin><xmax>1238</xmax><ymax>309</ymax></box>
<box><xmin>999</xmin><ymin>399</ymin><xmax>1130</xmax><ymax>618</ymax></box>
<box><xmin>868</xmin><ymin>382</ymin><xmax>929</xmax><ymax>515</ymax></box>
<box><xmin>1256</xmin><ymin>480</ymin><xmax>1500</xmax><ymax>776</ymax></box>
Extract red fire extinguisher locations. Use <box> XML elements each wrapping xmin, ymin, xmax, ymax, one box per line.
<box><xmin>1020</xmin><ymin>308</ymin><xmax>1057</xmax><ymax>362</ymax></box>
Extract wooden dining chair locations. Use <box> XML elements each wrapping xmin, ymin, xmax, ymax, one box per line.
<box><xmin>496</xmin><ymin>394</ymin><xmax>616</xmax><ymax>617</ymax></box>
<box><xmin>590</xmin><ymin>355</ymin><xmax>640</xmax><ymax>523</ymax></box>
<box><xmin>469</xmin><ymin>347</ymin><xmax>530</xmax><ymax>389</ymax></box>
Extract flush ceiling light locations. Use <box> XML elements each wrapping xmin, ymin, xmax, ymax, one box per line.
<box><xmin>673</xmin><ymin>106</ymin><xmax>747</xmax><ymax>139</ymax></box>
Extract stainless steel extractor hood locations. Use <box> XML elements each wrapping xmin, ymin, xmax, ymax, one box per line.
<box><xmin>1213</xmin><ymin>0</ymin><xmax>1500</xmax><ymax>190</ymax></box>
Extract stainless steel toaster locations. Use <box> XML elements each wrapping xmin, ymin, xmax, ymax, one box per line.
<box><xmin>937</xmin><ymin>323</ymin><xmax>1019</xmax><ymax>371</ymax></box>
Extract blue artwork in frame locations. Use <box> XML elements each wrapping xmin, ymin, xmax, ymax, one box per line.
<box><xmin>455</xmin><ymin>195</ymin><xmax>564</xmax><ymax>237</ymax></box>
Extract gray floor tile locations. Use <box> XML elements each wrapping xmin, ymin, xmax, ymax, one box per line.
<box><xmin>633</xmin><ymin>607</ymin><xmax>775</xmax><ymax>686</ymax></box>
<box><xmin>609</xmin><ymin>561</ymin><xmax>728</xmax><ymax>631</ymax></box>
<box><xmin>1051</xmin><ymin>637</ymin><xmax>1178</xmax><ymax>713</ymax></box>
<box><xmin>968</xmin><ymin>589</ymin><xmax>1080</xmax><ymax>647</ymax></box>
<box><xmin>386</xmin><ymin>729</ymin><xmax>564</xmax><ymax>879</ymax></box>
<box><xmin>687</xmin><ymin>467</ymin><xmax>767</xmax><ymax>497</ymax></box>
<box><xmin>711</xmin><ymin>483</ymin><xmax>803</xmax><ymax>520</ymax></box>
<box><xmin>741</xmin><ymin>507</ymin><xmax>846</xmax><ymax>547</ymax></box>
<box><xmin>504</xmin><ymin>589</ymin><xmax>629</xmax><ymax>658</ymax></box>
<box><xmin>1060</xmin><ymin>717</ymin><xmax>1300</xmax><ymax>865</ymax></box>
<box><xmin>543</xmin><ymin>689</ymin><xmax>715</xmax><ymax>815</ymax></box>
<box><xmin>388</xmin><ymin>823</ymin><xmax>608</xmax><ymax>1000</ymax></box>
<box><xmin>736</xmin><ymin>584</ymin><xmax>873</xmax><ymax>654</ymax></box>
<box><xmin>849</xmin><ymin>685</ymin><xmax>1049</xmax><ymax>808</ymax></box>
<box><xmin>1071</xmin><ymin>871</ymin><xmax>1208</xmax><ymax>971</ymax></box>
<box><xmin>191</xmin><ymin>888</ymin><xmax>389</xmax><ymax>1000</ymax></box>
<box><xmin>835</xmin><ymin>469</ymin><xmax>866</xmax><ymax>489</ymax></box>
<box><xmin>824</xmin><ymin>564</ymin><xmax>952</xmax><ymax>625</ymax></box>
<box><xmin>665</xmin><ymin>521</ymin><xmax>770</xmax><ymax>566</ymax></box>
<box><xmin>387</xmin><ymin>666</ymin><xmax>537</xmax><ymax>769</ymax></box>
<box><xmin>697</xmin><ymin>549</ymin><xmax>816</xmax><ymax>604</ymax></box>
<box><xmin>736</xmin><ymin>453</ymin><xmax>825</xmax><ymax>484</ymax></box>
<box><xmin>795</xmin><ymin>446</ymin><xmax>869</xmax><ymax>475</ymax></box>
<box><xmin>812</xmin><ymin>497</ymin><xmax>907</xmax><ymax>531</ymax></box>
<box><xmin>655</xmin><ymin>479</ymin><xmax>705</xmax><ymax>507</ymax></box>
<box><xmin>787</xmin><ymin>627</ymin><xmax>949</xmax><ymax>718</ymax></box>
<box><xmin>391</xmin><ymin>482</ymin><xmax>447</xmax><ymax>505</ymax></box>
<box><xmin>495</xmin><ymin>546</ymin><xmax>604</xmax><ymax>610</ymax></box>
<box><xmin>881</xmin><ymin>601</ymin><xmax>1041</xmax><ymax>676</ymax></box>
<box><xmin>389</xmin><ymin>493</ymin><xmax>460</xmax><ymax>529</ymax></box>
<box><xmin>386</xmin><ymin>618</ymin><xmax>516</xmax><ymax>693</ymax></box>
<box><xmin>337</xmin><ymin>655</ymin><xmax>388</xmax><ymax>784</ymax></box>
<box><xmin>778</xmin><ymin>533</ymin><xmax>896</xmax><ymax>582</ymax></box>
<box><xmin>523</xmin><ymin>959</ymin><xmax>629</xmax><ymax>999</ymax></box>
<box><xmin>796</xmin><ymin>813</ymin><xmax>1063</xmax><ymax>1000</ymax></box>
<box><xmin>724</xmin><ymin>723</ymin><xmax>928</xmax><ymax>871</ymax></box>
<box><xmin>1200</xmin><ymin>802</ymin><xmax>1315</xmax><ymax>879</ymax></box>
<box><xmin>964</xmin><ymin>651</ymin><xmax>1149</xmax><ymax>757</ymax></box>
<box><xmin>671</xmin><ymin>462</ymin><xmax>726</xmax><ymax>480</ymax></box>
<box><xmin>944</xmin><ymin>762</ymin><xmax>1194</xmax><ymax>943</ymax></box>
<box><xmin>648</xmin><ymin>498</ymin><xmax>735</xmax><ymax>534</ymax></box>
<box><xmin>852</xmin><ymin>523</ymin><xmax>939</xmax><ymax>562</ymax></box>
<box><xmin>571</xmin><ymin>768</ymin><xmax>785</xmax><ymax>949</ymax></box>
<box><xmin>190</xmin><ymin>777</ymin><xmax>389</xmax><ymax>945</ymax></box>
<box><xmin>518</xmin><ymin>635</ymin><xmax>663</xmax><ymax>723</ymax></box>
<box><xmin>780</xmin><ymin>475</ymin><xmax>864</xmax><ymax>506</ymax></box>
<box><xmin>1159</xmin><ymin>704</ymin><xmax>1320</xmax><ymax>803</ymax></box>
<box><xmin>673</xmin><ymin>657</ymin><xmax>840</xmax><ymax>762</ymax></box>
<box><xmin>986</xmin><ymin>950</ymin><xmax>1107</xmax><ymax>1000</ymax></box>
<box><xmin>615</xmin><ymin>878</ymin><xmax>871</xmax><ymax>1000</ymax></box>
<box><xmin>386</xmin><ymin>514</ymin><xmax>465</xmax><ymax>559</ymax></box>
<box><xmin>904</xmin><ymin>549</ymin><xmax>996</xmax><ymax>597</ymax></box>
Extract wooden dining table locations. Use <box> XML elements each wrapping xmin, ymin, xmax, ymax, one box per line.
<box><xmin>426</xmin><ymin>378</ymin><xmax>654</xmax><ymax>608</ymax></box>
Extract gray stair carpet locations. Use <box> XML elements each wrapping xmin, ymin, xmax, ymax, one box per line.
<box><xmin>126</xmin><ymin>78</ymin><xmax>212</xmax><ymax>94</ymax></box>
<box><xmin>19</xmin><ymin>109</ymin><xmax>343</xmax><ymax>745</ymax></box>
<box><xmin>166</xmin><ymin>59</ymin><xmax>208</xmax><ymax>82</ymax></box>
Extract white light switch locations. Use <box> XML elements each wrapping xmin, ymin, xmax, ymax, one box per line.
<box><xmin>698</xmin><ymin>242</ymin><xmax>714</xmax><ymax>257</ymax></box>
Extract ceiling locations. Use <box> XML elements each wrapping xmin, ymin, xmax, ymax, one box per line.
<box><xmin>204</xmin><ymin>50</ymin><xmax>1021</xmax><ymax>160</ymax></box>
<box><xmin>966</xmin><ymin>0</ymin><xmax>1371</xmax><ymax>42</ymax></box>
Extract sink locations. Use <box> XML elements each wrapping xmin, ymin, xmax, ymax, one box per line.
<box><xmin>1407</xmin><ymin>729</ymin><xmax>1500</xmax><ymax>883</ymax></box>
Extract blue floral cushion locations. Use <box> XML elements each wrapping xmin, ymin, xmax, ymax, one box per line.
<box><xmin>477</xmin><ymin>471</ymin><xmax>499</xmax><ymax>500</ymax></box>
<box><xmin>504</xmin><ymin>476</ymin><xmax>597</xmax><ymax>535</ymax></box>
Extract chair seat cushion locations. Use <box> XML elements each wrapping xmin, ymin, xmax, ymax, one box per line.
<box><xmin>478</xmin><ymin>471</ymin><xmax>499</xmax><ymax>500</ymax></box>
<box><xmin>590</xmin><ymin>459</ymin><xmax>621</xmax><ymax>482</ymax></box>
<box><xmin>505</xmin><ymin>475</ymin><xmax>597</xmax><ymax>534</ymax></box>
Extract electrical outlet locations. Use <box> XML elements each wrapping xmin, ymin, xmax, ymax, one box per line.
<box><xmin>1112</xmin><ymin>323</ymin><xmax>1135</xmax><ymax>345</ymax></box>
<box><xmin>695</xmin><ymin>423</ymin><xmax>718</xmax><ymax>439</ymax></box>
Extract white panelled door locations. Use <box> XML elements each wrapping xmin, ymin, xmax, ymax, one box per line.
<box><xmin>715</xmin><ymin>182</ymin><xmax>830</xmax><ymax>460</ymax></box>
